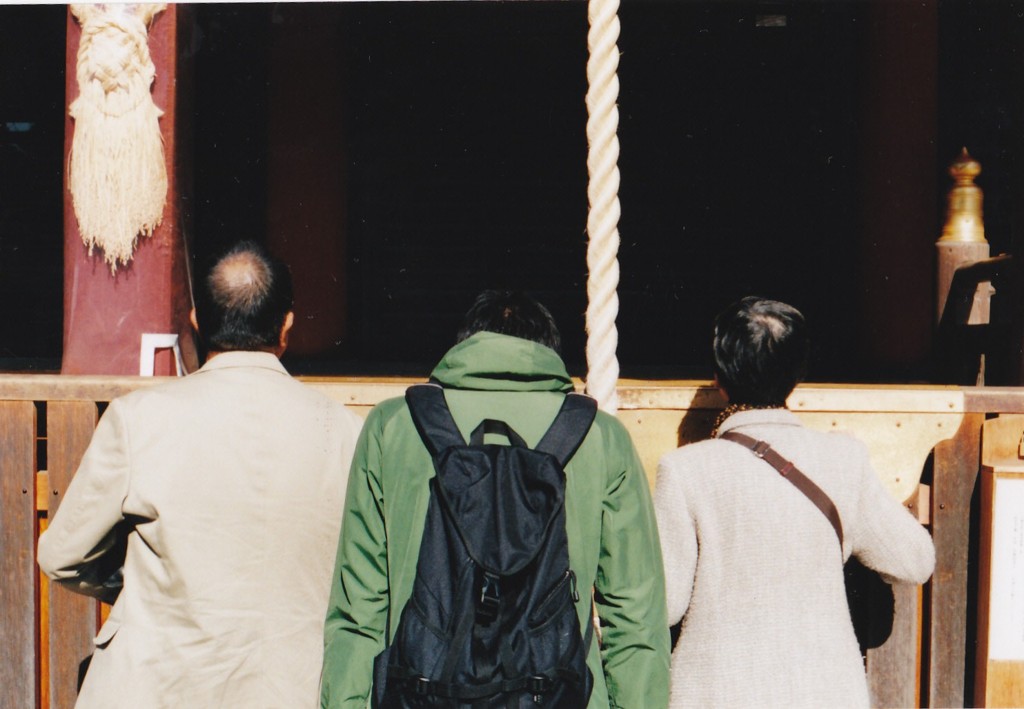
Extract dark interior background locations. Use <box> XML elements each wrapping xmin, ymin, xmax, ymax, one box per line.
<box><xmin>0</xmin><ymin>3</ymin><xmax>66</xmax><ymax>369</ymax></box>
<box><xmin>3</xmin><ymin>1</ymin><xmax>1023</xmax><ymax>380</ymax></box>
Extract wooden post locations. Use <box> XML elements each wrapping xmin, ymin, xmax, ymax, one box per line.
<box><xmin>61</xmin><ymin>6</ymin><xmax>197</xmax><ymax>376</ymax></box>
<box><xmin>866</xmin><ymin>585</ymin><xmax>925</xmax><ymax>707</ymax></box>
<box><xmin>45</xmin><ymin>402</ymin><xmax>101</xmax><ymax>708</ymax></box>
<box><xmin>930</xmin><ymin>412</ymin><xmax>984</xmax><ymax>708</ymax></box>
<box><xmin>0</xmin><ymin>402</ymin><xmax>38</xmax><ymax>709</ymax></box>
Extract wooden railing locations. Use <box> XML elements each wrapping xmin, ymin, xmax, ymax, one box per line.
<box><xmin>3</xmin><ymin>374</ymin><xmax>1020</xmax><ymax>708</ymax></box>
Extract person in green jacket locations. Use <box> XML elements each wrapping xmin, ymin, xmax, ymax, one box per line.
<box><xmin>321</xmin><ymin>290</ymin><xmax>670</xmax><ymax>709</ymax></box>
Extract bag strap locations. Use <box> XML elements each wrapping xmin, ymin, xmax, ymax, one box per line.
<box><xmin>405</xmin><ymin>384</ymin><xmax>465</xmax><ymax>457</ymax></box>
<box><xmin>719</xmin><ymin>430</ymin><xmax>844</xmax><ymax>548</ymax></box>
<box><xmin>469</xmin><ymin>419</ymin><xmax>529</xmax><ymax>448</ymax></box>
<box><xmin>386</xmin><ymin>666</ymin><xmax>585</xmax><ymax>701</ymax></box>
<box><xmin>407</xmin><ymin>384</ymin><xmax>597</xmax><ymax>466</ymax></box>
<box><xmin>534</xmin><ymin>393</ymin><xmax>598</xmax><ymax>466</ymax></box>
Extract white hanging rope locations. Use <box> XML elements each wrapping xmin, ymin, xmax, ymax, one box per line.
<box><xmin>584</xmin><ymin>0</ymin><xmax>622</xmax><ymax>414</ymax></box>
<box><xmin>69</xmin><ymin>3</ymin><xmax>167</xmax><ymax>271</ymax></box>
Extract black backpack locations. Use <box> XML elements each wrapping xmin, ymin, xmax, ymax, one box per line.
<box><xmin>371</xmin><ymin>384</ymin><xmax>597</xmax><ymax>708</ymax></box>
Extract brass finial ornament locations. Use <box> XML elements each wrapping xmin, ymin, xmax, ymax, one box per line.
<box><xmin>939</xmin><ymin>148</ymin><xmax>986</xmax><ymax>243</ymax></box>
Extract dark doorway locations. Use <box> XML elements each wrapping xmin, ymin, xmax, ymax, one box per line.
<box><xmin>5</xmin><ymin>2</ymin><xmax>1024</xmax><ymax>381</ymax></box>
<box><xmin>193</xmin><ymin>2</ymin><xmax>868</xmax><ymax>379</ymax></box>
<box><xmin>0</xmin><ymin>5</ymin><xmax>66</xmax><ymax>370</ymax></box>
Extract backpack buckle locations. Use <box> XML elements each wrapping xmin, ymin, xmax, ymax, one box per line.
<box><xmin>412</xmin><ymin>676</ymin><xmax>432</xmax><ymax>696</ymax></box>
<box><xmin>477</xmin><ymin>573</ymin><xmax>501</xmax><ymax>623</ymax></box>
<box><xmin>527</xmin><ymin>676</ymin><xmax>552</xmax><ymax>694</ymax></box>
<box><xmin>752</xmin><ymin>440</ymin><xmax>771</xmax><ymax>458</ymax></box>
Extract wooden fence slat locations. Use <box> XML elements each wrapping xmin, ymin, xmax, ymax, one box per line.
<box><xmin>930</xmin><ymin>412</ymin><xmax>984</xmax><ymax>708</ymax></box>
<box><xmin>0</xmin><ymin>401</ymin><xmax>38</xmax><ymax>709</ymax></box>
<box><xmin>46</xmin><ymin>402</ymin><xmax>99</xmax><ymax>709</ymax></box>
<box><xmin>866</xmin><ymin>584</ymin><xmax>923</xmax><ymax>708</ymax></box>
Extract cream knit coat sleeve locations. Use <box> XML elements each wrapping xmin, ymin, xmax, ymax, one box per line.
<box><xmin>846</xmin><ymin>437</ymin><xmax>935</xmax><ymax>585</ymax></box>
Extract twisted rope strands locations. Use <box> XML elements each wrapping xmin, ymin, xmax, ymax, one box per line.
<box><xmin>69</xmin><ymin>4</ymin><xmax>167</xmax><ymax>271</ymax></box>
<box><xmin>585</xmin><ymin>0</ymin><xmax>622</xmax><ymax>414</ymax></box>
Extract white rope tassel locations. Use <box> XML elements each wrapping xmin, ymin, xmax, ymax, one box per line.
<box><xmin>585</xmin><ymin>0</ymin><xmax>622</xmax><ymax>414</ymax></box>
<box><xmin>69</xmin><ymin>4</ymin><xmax>168</xmax><ymax>271</ymax></box>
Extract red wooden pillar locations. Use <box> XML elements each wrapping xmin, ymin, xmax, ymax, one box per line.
<box><xmin>856</xmin><ymin>0</ymin><xmax>939</xmax><ymax>372</ymax></box>
<box><xmin>62</xmin><ymin>6</ymin><xmax>197</xmax><ymax>376</ymax></box>
<box><xmin>266</xmin><ymin>5</ymin><xmax>349</xmax><ymax>357</ymax></box>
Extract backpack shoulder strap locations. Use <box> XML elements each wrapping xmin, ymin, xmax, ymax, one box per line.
<box><xmin>719</xmin><ymin>430</ymin><xmax>844</xmax><ymax>548</ymax></box>
<box><xmin>408</xmin><ymin>385</ymin><xmax>597</xmax><ymax>463</ymax></box>
<box><xmin>406</xmin><ymin>384</ymin><xmax>466</xmax><ymax>457</ymax></box>
<box><xmin>535</xmin><ymin>393</ymin><xmax>598</xmax><ymax>466</ymax></box>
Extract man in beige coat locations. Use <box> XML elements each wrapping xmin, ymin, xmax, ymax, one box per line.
<box><xmin>37</xmin><ymin>241</ymin><xmax>363</xmax><ymax>708</ymax></box>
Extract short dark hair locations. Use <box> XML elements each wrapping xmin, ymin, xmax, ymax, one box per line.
<box><xmin>456</xmin><ymin>290</ymin><xmax>561</xmax><ymax>353</ymax></box>
<box><xmin>194</xmin><ymin>241</ymin><xmax>294</xmax><ymax>351</ymax></box>
<box><xmin>713</xmin><ymin>296</ymin><xmax>809</xmax><ymax>406</ymax></box>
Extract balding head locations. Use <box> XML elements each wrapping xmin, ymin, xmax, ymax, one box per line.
<box><xmin>209</xmin><ymin>249</ymin><xmax>274</xmax><ymax>313</ymax></box>
<box><xmin>194</xmin><ymin>241</ymin><xmax>294</xmax><ymax>353</ymax></box>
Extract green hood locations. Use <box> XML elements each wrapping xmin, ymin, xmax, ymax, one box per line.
<box><xmin>429</xmin><ymin>331</ymin><xmax>574</xmax><ymax>393</ymax></box>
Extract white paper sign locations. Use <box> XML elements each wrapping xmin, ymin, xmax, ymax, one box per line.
<box><xmin>989</xmin><ymin>476</ymin><xmax>1024</xmax><ymax>660</ymax></box>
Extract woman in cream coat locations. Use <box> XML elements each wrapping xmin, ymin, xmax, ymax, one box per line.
<box><xmin>654</xmin><ymin>297</ymin><xmax>935</xmax><ymax>708</ymax></box>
